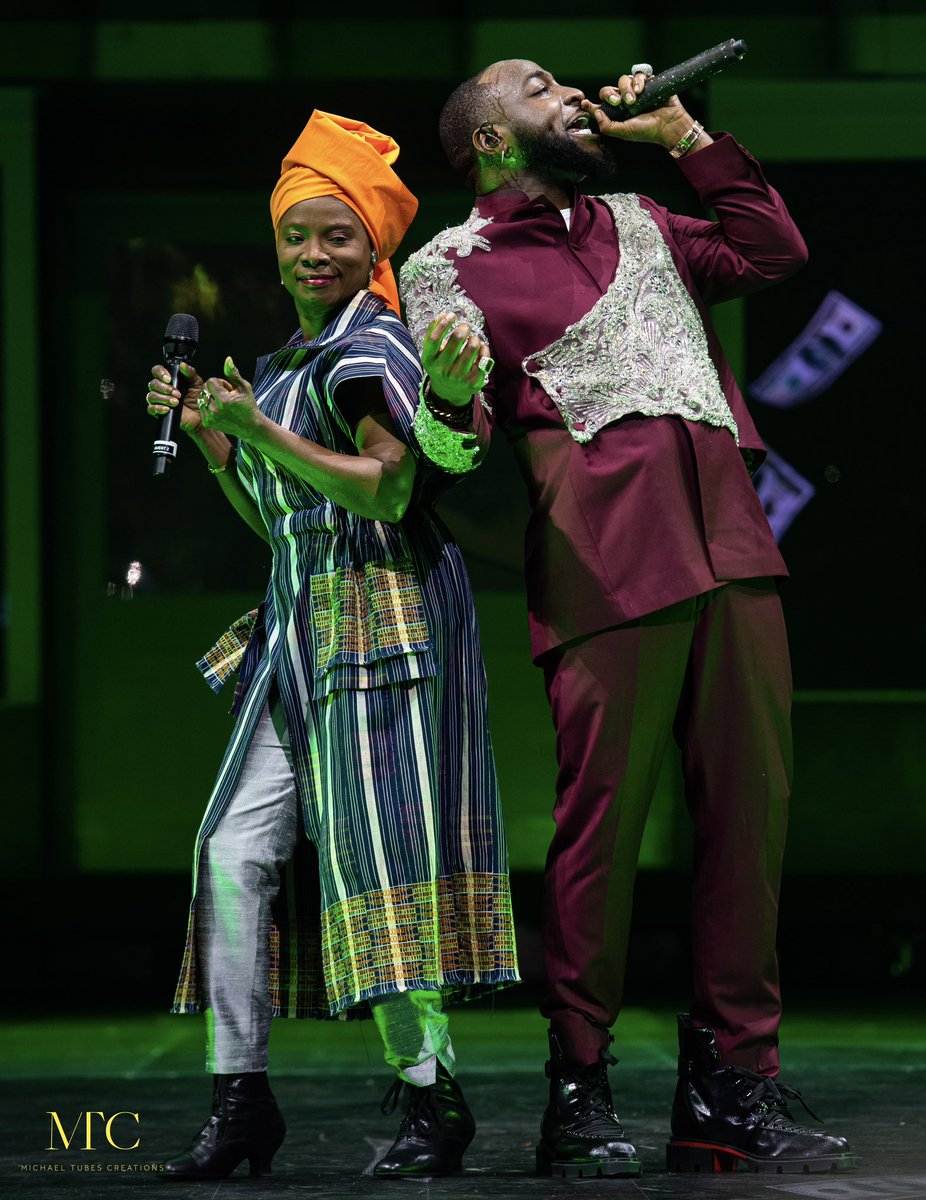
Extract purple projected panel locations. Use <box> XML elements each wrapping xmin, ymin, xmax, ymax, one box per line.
<box><xmin>753</xmin><ymin>446</ymin><xmax>816</xmax><ymax>543</ymax></box>
<box><xmin>749</xmin><ymin>290</ymin><xmax>882</xmax><ymax>408</ymax></box>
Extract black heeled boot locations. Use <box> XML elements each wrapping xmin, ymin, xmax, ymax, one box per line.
<box><xmin>666</xmin><ymin>1014</ymin><xmax>857</xmax><ymax>1174</ymax></box>
<box><xmin>536</xmin><ymin>1031</ymin><xmax>641</xmax><ymax>1178</ymax></box>
<box><xmin>373</xmin><ymin>1061</ymin><xmax>476</xmax><ymax>1177</ymax></box>
<box><xmin>161</xmin><ymin>1072</ymin><xmax>286</xmax><ymax>1180</ymax></box>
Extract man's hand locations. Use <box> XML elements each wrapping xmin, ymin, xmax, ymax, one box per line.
<box><xmin>582</xmin><ymin>71</ymin><xmax>711</xmax><ymax>155</ymax></box>
<box><xmin>422</xmin><ymin>312</ymin><xmax>493</xmax><ymax>407</ymax></box>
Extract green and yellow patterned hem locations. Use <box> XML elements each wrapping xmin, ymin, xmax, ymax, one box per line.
<box><xmin>321</xmin><ymin>872</ymin><xmax>519</xmax><ymax>1014</ymax></box>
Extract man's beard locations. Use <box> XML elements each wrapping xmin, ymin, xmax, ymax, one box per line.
<box><xmin>514</xmin><ymin>124</ymin><xmax>620</xmax><ymax>189</ymax></box>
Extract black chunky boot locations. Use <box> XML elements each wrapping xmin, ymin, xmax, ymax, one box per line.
<box><xmin>666</xmin><ymin>1014</ymin><xmax>857</xmax><ymax>1174</ymax></box>
<box><xmin>373</xmin><ymin>1061</ymin><xmax>476</xmax><ymax>1177</ymax></box>
<box><xmin>536</xmin><ymin>1032</ymin><xmax>641</xmax><ymax>1179</ymax></box>
<box><xmin>161</xmin><ymin>1072</ymin><xmax>286</xmax><ymax>1179</ymax></box>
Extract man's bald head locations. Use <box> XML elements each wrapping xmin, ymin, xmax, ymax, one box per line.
<box><xmin>438</xmin><ymin>69</ymin><xmax>504</xmax><ymax>185</ymax></box>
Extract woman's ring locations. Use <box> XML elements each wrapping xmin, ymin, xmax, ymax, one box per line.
<box><xmin>197</xmin><ymin>394</ymin><xmax>208</xmax><ymax>411</ymax></box>
<box><xmin>631</xmin><ymin>62</ymin><xmax>654</xmax><ymax>76</ymax></box>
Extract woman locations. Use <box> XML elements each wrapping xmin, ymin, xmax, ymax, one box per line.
<box><xmin>146</xmin><ymin>109</ymin><xmax>518</xmax><ymax>1181</ymax></box>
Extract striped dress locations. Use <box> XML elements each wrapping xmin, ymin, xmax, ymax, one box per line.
<box><xmin>172</xmin><ymin>290</ymin><xmax>519</xmax><ymax>1020</ymax></box>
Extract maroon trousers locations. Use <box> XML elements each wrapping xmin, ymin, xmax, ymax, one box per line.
<box><xmin>540</xmin><ymin>579</ymin><xmax>791</xmax><ymax>1075</ymax></box>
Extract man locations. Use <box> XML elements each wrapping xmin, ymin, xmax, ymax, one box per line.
<box><xmin>399</xmin><ymin>59</ymin><xmax>855</xmax><ymax>1179</ymax></box>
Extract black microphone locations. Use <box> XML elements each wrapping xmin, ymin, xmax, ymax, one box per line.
<box><xmin>152</xmin><ymin>312</ymin><xmax>199</xmax><ymax>477</ymax></box>
<box><xmin>599</xmin><ymin>38</ymin><xmax>748</xmax><ymax>122</ymax></box>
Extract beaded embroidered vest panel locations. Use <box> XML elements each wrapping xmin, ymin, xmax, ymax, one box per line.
<box><xmin>522</xmin><ymin>194</ymin><xmax>738</xmax><ymax>445</ymax></box>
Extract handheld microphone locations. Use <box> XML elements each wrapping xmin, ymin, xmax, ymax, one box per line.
<box><xmin>152</xmin><ymin>312</ymin><xmax>199</xmax><ymax>477</ymax></box>
<box><xmin>599</xmin><ymin>38</ymin><xmax>748</xmax><ymax>122</ymax></box>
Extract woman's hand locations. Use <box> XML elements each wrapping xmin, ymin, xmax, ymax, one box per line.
<box><xmin>422</xmin><ymin>312</ymin><xmax>493</xmax><ymax>407</ymax></box>
<box><xmin>197</xmin><ymin>357</ymin><xmax>263</xmax><ymax>440</ymax></box>
<box><xmin>146</xmin><ymin>361</ymin><xmax>207</xmax><ymax>434</ymax></box>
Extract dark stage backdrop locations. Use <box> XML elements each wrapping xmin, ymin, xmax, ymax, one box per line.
<box><xmin>743</xmin><ymin>160</ymin><xmax>926</xmax><ymax>690</ymax></box>
<box><xmin>0</xmin><ymin>11</ymin><xmax>923</xmax><ymax>1017</ymax></box>
<box><xmin>8</xmin><ymin>67</ymin><xmax>926</xmax><ymax>894</ymax></box>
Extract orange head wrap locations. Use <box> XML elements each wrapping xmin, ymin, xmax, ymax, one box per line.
<box><xmin>270</xmin><ymin>110</ymin><xmax>418</xmax><ymax>315</ymax></box>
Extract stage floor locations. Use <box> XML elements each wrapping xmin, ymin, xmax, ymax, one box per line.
<box><xmin>3</xmin><ymin>1005</ymin><xmax>924</xmax><ymax>1198</ymax></box>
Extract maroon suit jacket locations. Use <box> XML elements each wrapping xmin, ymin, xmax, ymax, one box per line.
<box><xmin>404</xmin><ymin>135</ymin><xmax>807</xmax><ymax>660</ymax></box>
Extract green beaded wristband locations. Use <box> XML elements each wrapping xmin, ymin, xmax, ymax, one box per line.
<box><xmin>413</xmin><ymin>390</ymin><xmax>481</xmax><ymax>474</ymax></box>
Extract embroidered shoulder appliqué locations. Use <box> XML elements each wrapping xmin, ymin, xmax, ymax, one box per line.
<box><xmin>399</xmin><ymin>209</ymin><xmax>493</xmax><ymax>348</ymax></box>
<box><xmin>522</xmin><ymin>193</ymin><xmax>738</xmax><ymax>445</ymax></box>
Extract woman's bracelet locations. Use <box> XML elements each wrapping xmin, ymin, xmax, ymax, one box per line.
<box><xmin>421</xmin><ymin>375</ymin><xmax>475</xmax><ymax>429</ymax></box>
<box><xmin>207</xmin><ymin>446</ymin><xmax>237</xmax><ymax>475</ymax></box>
<box><xmin>413</xmin><ymin>382</ymin><xmax>481</xmax><ymax>474</ymax></box>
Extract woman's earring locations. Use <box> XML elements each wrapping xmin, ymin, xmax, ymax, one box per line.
<box><xmin>368</xmin><ymin>250</ymin><xmax>378</xmax><ymax>286</ymax></box>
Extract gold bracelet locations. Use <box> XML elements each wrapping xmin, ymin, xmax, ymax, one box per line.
<box><xmin>669</xmin><ymin>121</ymin><xmax>704</xmax><ymax>160</ymax></box>
<box><xmin>207</xmin><ymin>447</ymin><xmax>236</xmax><ymax>475</ymax></box>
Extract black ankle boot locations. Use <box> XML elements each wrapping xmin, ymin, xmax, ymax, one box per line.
<box><xmin>666</xmin><ymin>1014</ymin><xmax>856</xmax><ymax>1174</ymax></box>
<box><xmin>373</xmin><ymin>1061</ymin><xmax>475</xmax><ymax>1177</ymax></box>
<box><xmin>161</xmin><ymin>1072</ymin><xmax>286</xmax><ymax>1179</ymax></box>
<box><xmin>536</xmin><ymin>1031</ymin><xmax>641</xmax><ymax>1179</ymax></box>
